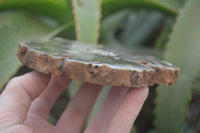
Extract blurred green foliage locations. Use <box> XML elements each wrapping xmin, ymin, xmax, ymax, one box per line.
<box><xmin>0</xmin><ymin>0</ymin><xmax>200</xmax><ymax>133</ymax></box>
<box><xmin>0</xmin><ymin>11</ymin><xmax>53</xmax><ymax>88</ymax></box>
<box><xmin>155</xmin><ymin>0</ymin><xmax>200</xmax><ymax>132</ymax></box>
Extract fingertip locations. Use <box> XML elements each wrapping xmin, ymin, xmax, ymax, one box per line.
<box><xmin>28</xmin><ymin>75</ymin><xmax>71</xmax><ymax>120</ymax></box>
<box><xmin>105</xmin><ymin>87</ymin><xmax>149</xmax><ymax>133</ymax></box>
<box><xmin>5</xmin><ymin>71</ymin><xmax>51</xmax><ymax>101</ymax></box>
<box><xmin>51</xmin><ymin>75</ymin><xmax>71</xmax><ymax>87</ymax></box>
<box><xmin>23</xmin><ymin>71</ymin><xmax>51</xmax><ymax>84</ymax></box>
<box><xmin>0</xmin><ymin>71</ymin><xmax>51</xmax><ymax>129</ymax></box>
<box><xmin>129</xmin><ymin>87</ymin><xmax>149</xmax><ymax>100</ymax></box>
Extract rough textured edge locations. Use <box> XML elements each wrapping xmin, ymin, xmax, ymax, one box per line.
<box><xmin>17</xmin><ymin>42</ymin><xmax>179</xmax><ymax>87</ymax></box>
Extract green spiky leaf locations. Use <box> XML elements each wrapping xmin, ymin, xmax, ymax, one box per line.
<box><xmin>153</xmin><ymin>0</ymin><xmax>186</xmax><ymax>12</ymax></box>
<box><xmin>72</xmin><ymin>0</ymin><xmax>101</xmax><ymax>43</ymax></box>
<box><xmin>0</xmin><ymin>12</ymin><xmax>53</xmax><ymax>89</ymax></box>
<box><xmin>155</xmin><ymin>0</ymin><xmax>200</xmax><ymax>132</ymax></box>
<box><xmin>0</xmin><ymin>0</ymin><xmax>72</xmax><ymax>24</ymax></box>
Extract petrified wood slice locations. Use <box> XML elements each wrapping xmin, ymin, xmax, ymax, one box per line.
<box><xmin>17</xmin><ymin>38</ymin><xmax>180</xmax><ymax>87</ymax></box>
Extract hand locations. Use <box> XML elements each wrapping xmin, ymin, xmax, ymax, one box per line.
<box><xmin>0</xmin><ymin>71</ymin><xmax>148</xmax><ymax>133</ymax></box>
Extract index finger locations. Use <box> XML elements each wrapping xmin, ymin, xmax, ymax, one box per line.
<box><xmin>105</xmin><ymin>87</ymin><xmax>149</xmax><ymax>133</ymax></box>
<box><xmin>0</xmin><ymin>71</ymin><xmax>50</xmax><ymax>130</ymax></box>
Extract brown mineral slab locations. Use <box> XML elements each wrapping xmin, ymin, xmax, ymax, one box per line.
<box><xmin>17</xmin><ymin>38</ymin><xmax>180</xmax><ymax>87</ymax></box>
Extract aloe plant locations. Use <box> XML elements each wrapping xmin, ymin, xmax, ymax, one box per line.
<box><xmin>155</xmin><ymin>0</ymin><xmax>200</xmax><ymax>132</ymax></box>
<box><xmin>0</xmin><ymin>0</ymin><xmax>199</xmax><ymax>133</ymax></box>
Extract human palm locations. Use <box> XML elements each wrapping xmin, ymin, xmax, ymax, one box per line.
<box><xmin>0</xmin><ymin>71</ymin><xmax>148</xmax><ymax>133</ymax></box>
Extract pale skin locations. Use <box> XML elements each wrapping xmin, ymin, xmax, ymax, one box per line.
<box><xmin>0</xmin><ymin>71</ymin><xmax>149</xmax><ymax>133</ymax></box>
